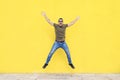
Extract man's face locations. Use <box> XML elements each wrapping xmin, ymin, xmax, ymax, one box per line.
<box><xmin>58</xmin><ymin>19</ymin><xmax>63</xmax><ymax>25</ymax></box>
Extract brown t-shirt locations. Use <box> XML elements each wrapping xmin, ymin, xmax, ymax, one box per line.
<box><xmin>53</xmin><ymin>23</ymin><xmax>68</xmax><ymax>41</ymax></box>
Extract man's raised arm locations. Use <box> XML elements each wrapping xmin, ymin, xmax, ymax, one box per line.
<box><xmin>41</xmin><ymin>12</ymin><xmax>54</xmax><ymax>26</ymax></box>
<box><xmin>68</xmin><ymin>16</ymin><xmax>80</xmax><ymax>27</ymax></box>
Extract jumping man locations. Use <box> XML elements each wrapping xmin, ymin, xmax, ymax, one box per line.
<box><xmin>41</xmin><ymin>12</ymin><xmax>80</xmax><ymax>69</ymax></box>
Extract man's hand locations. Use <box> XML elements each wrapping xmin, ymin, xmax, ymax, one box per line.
<box><xmin>41</xmin><ymin>11</ymin><xmax>54</xmax><ymax>26</ymax></box>
<box><xmin>76</xmin><ymin>16</ymin><xmax>80</xmax><ymax>20</ymax></box>
<box><xmin>41</xmin><ymin>11</ymin><xmax>46</xmax><ymax>17</ymax></box>
<box><xmin>68</xmin><ymin>16</ymin><xmax>80</xmax><ymax>27</ymax></box>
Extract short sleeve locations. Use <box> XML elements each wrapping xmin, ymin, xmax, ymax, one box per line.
<box><xmin>65</xmin><ymin>24</ymin><xmax>68</xmax><ymax>27</ymax></box>
<box><xmin>53</xmin><ymin>23</ymin><xmax>57</xmax><ymax>27</ymax></box>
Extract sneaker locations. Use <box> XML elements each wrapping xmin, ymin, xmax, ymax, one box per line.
<box><xmin>69</xmin><ymin>64</ymin><xmax>75</xmax><ymax>69</ymax></box>
<box><xmin>42</xmin><ymin>63</ymin><xmax>48</xmax><ymax>69</ymax></box>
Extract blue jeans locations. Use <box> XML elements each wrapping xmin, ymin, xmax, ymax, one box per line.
<box><xmin>45</xmin><ymin>41</ymin><xmax>72</xmax><ymax>64</ymax></box>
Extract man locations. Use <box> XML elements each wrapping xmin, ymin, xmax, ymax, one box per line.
<box><xmin>41</xmin><ymin>12</ymin><xmax>80</xmax><ymax>69</ymax></box>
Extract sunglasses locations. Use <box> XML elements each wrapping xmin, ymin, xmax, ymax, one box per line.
<box><xmin>59</xmin><ymin>21</ymin><xmax>63</xmax><ymax>22</ymax></box>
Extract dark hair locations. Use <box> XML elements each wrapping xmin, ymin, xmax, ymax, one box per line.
<box><xmin>58</xmin><ymin>18</ymin><xmax>63</xmax><ymax>22</ymax></box>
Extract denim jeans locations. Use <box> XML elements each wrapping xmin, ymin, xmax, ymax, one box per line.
<box><xmin>45</xmin><ymin>41</ymin><xmax>72</xmax><ymax>64</ymax></box>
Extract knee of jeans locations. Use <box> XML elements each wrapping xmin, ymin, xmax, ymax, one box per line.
<box><xmin>49</xmin><ymin>52</ymin><xmax>54</xmax><ymax>56</ymax></box>
<box><xmin>66</xmin><ymin>53</ymin><xmax>71</xmax><ymax>58</ymax></box>
<box><xmin>48</xmin><ymin>55</ymin><xmax>52</xmax><ymax>58</ymax></box>
<box><xmin>65</xmin><ymin>50</ymin><xmax>70</xmax><ymax>54</ymax></box>
<box><xmin>66</xmin><ymin>54</ymin><xmax>70</xmax><ymax>57</ymax></box>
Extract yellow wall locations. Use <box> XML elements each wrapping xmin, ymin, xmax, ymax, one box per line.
<box><xmin>0</xmin><ymin>0</ymin><xmax>120</xmax><ymax>73</ymax></box>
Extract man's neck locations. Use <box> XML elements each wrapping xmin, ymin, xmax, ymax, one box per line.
<box><xmin>58</xmin><ymin>24</ymin><xmax>63</xmax><ymax>26</ymax></box>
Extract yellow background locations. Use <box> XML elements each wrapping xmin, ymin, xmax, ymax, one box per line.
<box><xmin>0</xmin><ymin>0</ymin><xmax>120</xmax><ymax>73</ymax></box>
